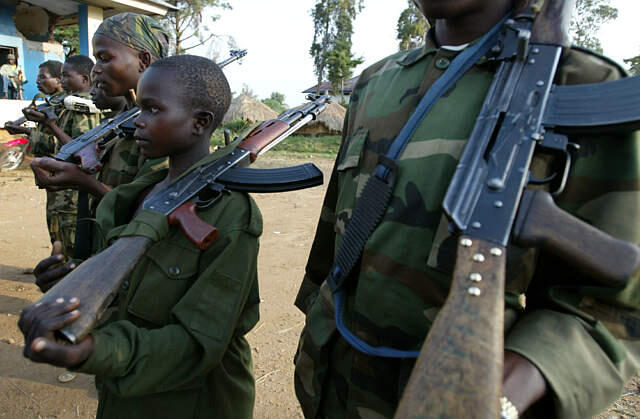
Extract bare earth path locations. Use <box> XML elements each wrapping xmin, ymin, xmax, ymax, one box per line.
<box><xmin>0</xmin><ymin>157</ymin><xmax>637</xmax><ymax>418</ymax></box>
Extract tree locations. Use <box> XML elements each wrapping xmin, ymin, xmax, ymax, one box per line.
<box><xmin>262</xmin><ymin>92</ymin><xmax>287</xmax><ymax>114</ymax></box>
<box><xmin>396</xmin><ymin>0</ymin><xmax>428</xmax><ymax>51</ymax></box>
<box><xmin>624</xmin><ymin>53</ymin><xmax>640</xmax><ymax>76</ymax></box>
<box><xmin>570</xmin><ymin>0</ymin><xmax>618</xmax><ymax>53</ymax></box>
<box><xmin>161</xmin><ymin>0</ymin><xmax>231</xmax><ymax>55</ymax></box>
<box><xmin>53</xmin><ymin>25</ymin><xmax>80</xmax><ymax>57</ymax></box>
<box><xmin>309</xmin><ymin>0</ymin><xmax>363</xmax><ymax>96</ymax></box>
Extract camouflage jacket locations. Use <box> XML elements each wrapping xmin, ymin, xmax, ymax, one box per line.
<box><xmin>294</xmin><ymin>31</ymin><xmax>640</xmax><ymax>419</ymax></box>
<box><xmin>29</xmin><ymin>91</ymin><xmax>67</xmax><ymax>157</ymax></box>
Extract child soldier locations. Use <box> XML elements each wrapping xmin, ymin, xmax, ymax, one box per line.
<box><xmin>19</xmin><ymin>55</ymin><xmax>261</xmax><ymax>419</ymax></box>
<box><xmin>293</xmin><ymin>0</ymin><xmax>639</xmax><ymax>418</ymax></box>
<box><xmin>30</xmin><ymin>12</ymin><xmax>169</xmax><ymax>202</ymax></box>
<box><xmin>23</xmin><ymin>55</ymin><xmax>103</xmax><ymax>260</ymax></box>
<box><xmin>3</xmin><ymin>60</ymin><xmax>64</xmax><ymax>156</ymax></box>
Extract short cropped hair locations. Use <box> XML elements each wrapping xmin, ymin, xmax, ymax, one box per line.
<box><xmin>38</xmin><ymin>60</ymin><xmax>63</xmax><ymax>78</ymax></box>
<box><xmin>148</xmin><ymin>55</ymin><xmax>231</xmax><ymax>129</ymax></box>
<box><xmin>65</xmin><ymin>55</ymin><xmax>95</xmax><ymax>77</ymax></box>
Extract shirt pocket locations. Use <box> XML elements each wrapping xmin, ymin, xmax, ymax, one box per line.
<box><xmin>334</xmin><ymin>128</ymin><xmax>368</xmax><ymax>236</ymax></box>
<box><xmin>127</xmin><ymin>239</ymin><xmax>200</xmax><ymax>326</ymax></box>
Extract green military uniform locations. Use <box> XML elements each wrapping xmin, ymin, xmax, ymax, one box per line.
<box><xmin>294</xmin><ymin>29</ymin><xmax>640</xmax><ymax>419</ymax></box>
<box><xmin>45</xmin><ymin>92</ymin><xmax>103</xmax><ymax>259</ymax></box>
<box><xmin>74</xmin><ymin>164</ymin><xmax>262</xmax><ymax>419</ymax></box>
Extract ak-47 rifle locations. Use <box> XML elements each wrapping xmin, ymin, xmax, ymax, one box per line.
<box><xmin>4</xmin><ymin>93</ymin><xmax>66</xmax><ymax>130</ymax></box>
<box><xmin>35</xmin><ymin>94</ymin><xmax>330</xmax><ymax>344</ymax></box>
<box><xmin>54</xmin><ymin>49</ymin><xmax>248</xmax><ymax>173</ymax></box>
<box><xmin>395</xmin><ymin>1</ymin><xmax>640</xmax><ymax>418</ymax></box>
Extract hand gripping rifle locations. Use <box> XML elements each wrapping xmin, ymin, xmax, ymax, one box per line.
<box><xmin>4</xmin><ymin>92</ymin><xmax>66</xmax><ymax>128</ymax></box>
<box><xmin>53</xmin><ymin>48</ymin><xmax>249</xmax><ymax>173</ymax></box>
<box><xmin>34</xmin><ymin>94</ymin><xmax>330</xmax><ymax>344</ymax></box>
<box><xmin>395</xmin><ymin>1</ymin><xmax>640</xmax><ymax>417</ymax></box>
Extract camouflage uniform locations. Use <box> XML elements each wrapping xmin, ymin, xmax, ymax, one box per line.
<box><xmin>87</xmin><ymin>12</ymin><xmax>170</xmax><ymax>216</ymax></box>
<box><xmin>294</xmin><ymin>30</ymin><xmax>640</xmax><ymax>419</ymax></box>
<box><xmin>47</xmin><ymin>91</ymin><xmax>103</xmax><ymax>259</ymax></box>
<box><xmin>28</xmin><ymin>91</ymin><xmax>67</xmax><ymax>157</ymax></box>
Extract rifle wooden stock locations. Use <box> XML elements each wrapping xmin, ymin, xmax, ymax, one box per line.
<box><xmin>395</xmin><ymin>238</ymin><xmax>505</xmax><ymax>419</ymax></box>
<box><xmin>168</xmin><ymin>201</ymin><xmax>219</xmax><ymax>250</ymax></box>
<box><xmin>531</xmin><ymin>0</ymin><xmax>575</xmax><ymax>46</ymax></box>
<box><xmin>513</xmin><ymin>189</ymin><xmax>640</xmax><ymax>287</ymax></box>
<box><xmin>237</xmin><ymin>120</ymin><xmax>290</xmax><ymax>162</ymax></box>
<box><xmin>36</xmin><ymin>236</ymin><xmax>154</xmax><ymax>343</ymax></box>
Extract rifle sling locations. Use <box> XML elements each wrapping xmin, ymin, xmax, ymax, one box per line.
<box><xmin>544</xmin><ymin>75</ymin><xmax>640</xmax><ymax>134</ymax></box>
<box><xmin>325</xmin><ymin>16</ymin><xmax>508</xmax><ymax>359</ymax></box>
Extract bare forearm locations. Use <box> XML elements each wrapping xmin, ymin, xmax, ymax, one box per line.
<box><xmin>503</xmin><ymin>350</ymin><xmax>547</xmax><ymax>414</ymax></box>
<box><xmin>46</xmin><ymin>121</ymin><xmax>73</xmax><ymax>145</ymax></box>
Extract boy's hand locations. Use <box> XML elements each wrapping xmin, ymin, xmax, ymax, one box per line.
<box><xmin>3</xmin><ymin>122</ymin><xmax>29</xmax><ymax>135</ymax></box>
<box><xmin>34</xmin><ymin>241</ymin><xmax>76</xmax><ymax>292</ymax></box>
<box><xmin>31</xmin><ymin>157</ymin><xmax>87</xmax><ymax>191</ymax></box>
<box><xmin>18</xmin><ymin>298</ymin><xmax>94</xmax><ymax>368</ymax></box>
<box><xmin>22</xmin><ymin>108</ymin><xmax>50</xmax><ymax>124</ymax></box>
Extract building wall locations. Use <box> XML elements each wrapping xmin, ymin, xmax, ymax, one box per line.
<box><xmin>0</xmin><ymin>4</ymin><xmax>64</xmax><ymax>100</ymax></box>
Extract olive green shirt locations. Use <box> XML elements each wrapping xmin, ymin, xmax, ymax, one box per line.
<box><xmin>76</xmin><ymin>167</ymin><xmax>262</xmax><ymax>419</ymax></box>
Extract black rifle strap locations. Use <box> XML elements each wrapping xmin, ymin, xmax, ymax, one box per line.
<box><xmin>73</xmin><ymin>191</ymin><xmax>92</xmax><ymax>260</ymax></box>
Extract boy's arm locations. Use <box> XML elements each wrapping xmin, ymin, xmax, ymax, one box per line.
<box><xmin>503</xmin><ymin>128</ymin><xmax>640</xmax><ymax>418</ymax></box>
<box><xmin>73</xmin><ymin>194</ymin><xmax>260</xmax><ymax>396</ymax></box>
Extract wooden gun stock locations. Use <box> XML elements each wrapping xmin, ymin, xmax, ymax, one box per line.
<box><xmin>237</xmin><ymin>120</ymin><xmax>290</xmax><ymax>162</ymax></box>
<box><xmin>395</xmin><ymin>238</ymin><xmax>506</xmax><ymax>418</ymax></box>
<box><xmin>531</xmin><ymin>0</ymin><xmax>575</xmax><ymax>46</ymax></box>
<box><xmin>36</xmin><ymin>236</ymin><xmax>154</xmax><ymax>343</ymax></box>
<box><xmin>168</xmin><ymin>201</ymin><xmax>219</xmax><ymax>250</ymax></box>
<box><xmin>513</xmin><ymin>189</ymin><xmax>640</xmax><ymax>287</ymax></box>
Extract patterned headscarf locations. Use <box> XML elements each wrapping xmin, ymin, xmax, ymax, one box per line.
<box><xmin>94</xmin><ymin>12</ymin><xmax>169</xmax><ymax>59</ymax></box>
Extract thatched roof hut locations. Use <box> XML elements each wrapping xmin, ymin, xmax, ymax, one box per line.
<box><xmin>222</xmin><ymin>93</ymin><xmax>278</xmax><ymax>124</ymax></box>
<box><xmin>295</xmin><ymin>101</ymin><xmax>346</xmax><ymax>136</ymax></box>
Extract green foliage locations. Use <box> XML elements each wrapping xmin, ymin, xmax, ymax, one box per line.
<box><xmin>53</xmin><ymin>25</ymin><xmax>80</xmax><ymax>58</ymax></box>
<box><xmin>310</xmin><ymin>0</ymin><xmax>363</xmax><ymax>97</ymax></box>
<box><xmin>270</xmin><ymin>135</ymin><xmax>341</xmax><ymax>158</ymax></box>
<box><xmin>570</xmin><ymin>0</ymin><xmax>618</xmax><ymax>53</ymax></box>
<box><xmin>262</xmin><ymin>92</ymin><xmax>287</xmax><ymax>114</ymax></box>
<box><xmin>396</xmin><ymin>0</ymin><xmax>428</xmax><ymax>51</ymax></box>
<box><xmin>624</xmin><ymin>53</ymin><xmax>640</xmax><ymax>76</ymax></box>
<box><xmin>222</xmin><ymin>118</ymin><xmax>251</xmax><ymax>134</ymax></box>
<box><xmin>161</xmin><ymin>0</ymin><xmax>232</xmax><ymax>55</ymax></box>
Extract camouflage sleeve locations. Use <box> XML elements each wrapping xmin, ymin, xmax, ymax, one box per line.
<box><xmin>504</xmin><ymin>49</ymin><xmax>640</xmax><ymax>418</ymax></box>
<box><xmin>69</xmin><ymin>110</ymin><xmax>103</xmax><ymax>138</ymax></box>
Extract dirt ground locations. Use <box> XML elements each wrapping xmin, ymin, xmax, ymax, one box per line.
<box><xmin>0</xmin><ymin>156</ymin><xmax>637</xmax><ymax>419</ymax></box>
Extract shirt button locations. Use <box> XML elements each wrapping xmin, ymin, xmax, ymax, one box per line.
<box><xmin>122</xmin><ymin>280</ymin><xmax>130</xmax><ymax>290</ymax></box>
<box><xmin>168</xmin><ymin>266</ymin><xmax>181</xmax><ymax>277</ymax></box>
<box><xmin>435</xmin><ymin>57</ymin><xmax>450</xmax><ymax>70</ymax></box>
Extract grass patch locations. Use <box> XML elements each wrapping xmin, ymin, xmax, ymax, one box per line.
<box><xmin>269</xmin><ymin>135</ymin><xmax>340</xmax><ymax>158</ymax></box>
<box><xmin>212</xmin><ymin>134</ymin><xmax>341</xmax><ymax>159</ymax></box>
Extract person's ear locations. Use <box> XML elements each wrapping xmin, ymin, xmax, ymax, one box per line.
<box><xmin>82</xmin><ymin>74</ymin><xmax>90</xmax><ymax>87</ymax></box>
<box><xmin>138</xmin><ymin>51</ymin><xmax>152</xmax><ymax>72</ymax></box>
<box><xmin>192</xmin><ymin>110</ymin><xmax>214</xmax><ymax>135</ymax></box>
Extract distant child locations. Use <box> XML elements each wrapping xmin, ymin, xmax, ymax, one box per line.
<box><xmin>19</xmin><ymin>55</ymin><xmax>262</xmax><ymax>419</ymax></box>
<box><xmin>23</xmin><ymin>55</ymin><xmax>104</xmax><ymax>261</ymax></box>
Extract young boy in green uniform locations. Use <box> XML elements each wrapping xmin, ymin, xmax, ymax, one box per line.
<box><xmin>294</xmin><ymin>0</ymin><xmax>640</xmax><ymax>418</ymax></box>
<box><xmin>24</xmin><ymin>55</ymin><xmax>103</xmax><ymax>260</ymax></box>
<box><xmin>19</xmin><ymin>55</ymin><xmax>262</xmax><ymax>419</ymax></box>
<box><xmin>3</xmin><ymin>60</ymin><xmax>64</xmax><ymax>156</ymax></box>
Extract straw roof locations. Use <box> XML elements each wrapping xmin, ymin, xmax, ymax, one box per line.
<box><xmin>222</xmin><ymin>93</ymin><xmax>278</xmax><ymax>124</ymax></box>
<box><xmin>295</xmin><ymin>101</ymin><xmax>346</xmax><ymax>136</ymax></box>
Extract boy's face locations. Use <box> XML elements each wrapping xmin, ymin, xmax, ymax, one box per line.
<box><xmin>90</xmin><ymin>83</ymin><xmax>126</xmax><ymax>111</ymax></box>
<box><xmin>133</xmin><ymin>67</ymin><xmax>199</xmax><ymax>159</ymax></box>
<box><xmin>92</xmin><ymin>34</ymin><xmax>144</xmax><ymax>97</ymax></box>
<box><xmin>416</xmin><ymin>0</ymin><xmax>513</xmax><ymax>19</ymax></box>
<box><xmin>61</xmin><ymin>63</ymin><xmax>87</xmax><ymax>94</ymax></box>
<box><xmin>36</xmin><ymin>67</ymin><xmax>61</xmax><ymax>95</ymax></box>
